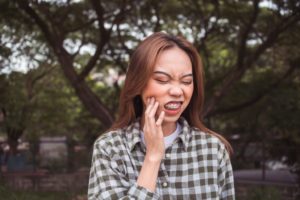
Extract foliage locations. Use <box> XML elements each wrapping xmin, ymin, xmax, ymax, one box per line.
<box><xmin>0</xmin><ymin>0</ymin><xmax>299</xmax><ymax>174</ymax></box>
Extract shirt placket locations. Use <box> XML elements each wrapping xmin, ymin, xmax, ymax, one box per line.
<box><xmin>157</xmin><ymin>148</ymin><xmax>173</xmax><ymax>200</ymax></box>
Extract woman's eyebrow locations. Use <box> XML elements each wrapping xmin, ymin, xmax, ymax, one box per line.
<box><xmin>181</xmin><ymin>74</ymin><xmax>193</xmax><ymax>78</ymax></box>
<box><xmin>153</xmin><ymin>71</ymin><xmax>172</xmax><ymax>78</ymax></box>
<box><xmin>153</xmin><ymin>71</ymin><xmax>193</xmax><ymax>78</ymax></box>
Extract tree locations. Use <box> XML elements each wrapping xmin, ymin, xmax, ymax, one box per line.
<box><xmin>1</xmin><ymin>0</ymin><xmax>300</xmax><ymax>173</ymax></box>
<box><xmin>0</xmin><ymin>66</ymin><xmax>51</xmax><ymax>154</ymax></box>
<box><xmin>3</xmin><ymin>0</ymin><xmax>298</xmax><ymax>126</ymax></box>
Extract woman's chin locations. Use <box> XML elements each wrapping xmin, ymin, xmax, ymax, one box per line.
<box><xmin>162</xmin><ymin>114</ymin><xmax>181</xmax><ymax>124</ymax></box>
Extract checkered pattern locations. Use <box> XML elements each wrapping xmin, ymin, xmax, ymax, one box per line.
<box><xmin>88</xmin><ymin>118</ymin><xmax>235</xmax><ymax>200</ymax></box>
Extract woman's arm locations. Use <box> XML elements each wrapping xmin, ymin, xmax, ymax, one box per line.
<box><xmin>218</xmin><ymin>142</ymin><xmax>235</xmax><ymax>200</ymax></box>
<box><xmin>88</xmin><ymin>142</ymin><xmax>160</xmax><ymax>200</ymax></box>
<box><xmin>88</xmin><ymin>98</ymin><xmax>165</xmax><ymax>199</ymax></box>
<box><xmin>137</xmin><ymin>98</ymin><xmax>165</xmax><ymax>192</ymax></box>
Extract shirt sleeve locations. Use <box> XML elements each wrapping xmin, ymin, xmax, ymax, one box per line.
<box><xmin>88</xmin><ymin>139</ymin><xmax>160</xmax><ymax>200</ymax></box>
<box><xmin>217</xmin><ymin>143</ymin><xmax>235</xmax><ymax>200</ymax></box>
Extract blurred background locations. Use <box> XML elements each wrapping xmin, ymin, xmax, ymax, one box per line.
<box><xmin>0</xmin><ymin>0</ymin><xmax>299</xmax><ymax>199</ymax></box>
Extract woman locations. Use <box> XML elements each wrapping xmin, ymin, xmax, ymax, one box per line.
<box><xmin>88</xmin><ymin>32</ymin><xmax>235</xmax><ymax>199</ymax></box>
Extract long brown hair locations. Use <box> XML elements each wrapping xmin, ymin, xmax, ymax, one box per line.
<box><xmin>111</xmin><ymin>32</ymin><xmax>232</xmax><ymax>153</ymax></box>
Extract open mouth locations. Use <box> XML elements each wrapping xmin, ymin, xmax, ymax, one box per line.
<box><xmin>164</xmin><ymin>101</ymin><xmax>182</xmax><ymax>115</ymax></box>
<box><xmin>164</xmin><ymin>102</ymin><xmax>181</xmax><ymax>110</ymax></box>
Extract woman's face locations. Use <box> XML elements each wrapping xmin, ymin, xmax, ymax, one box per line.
<box><xmin>141</xmin><ymin>47</ymin><xmax>194</xmax><ymax>124</ymax></box>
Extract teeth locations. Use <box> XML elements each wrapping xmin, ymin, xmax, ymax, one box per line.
<box><xmin>165</xmin><ymin>103</ymin><xmax>181</xmax><ymax>110</ymax></box>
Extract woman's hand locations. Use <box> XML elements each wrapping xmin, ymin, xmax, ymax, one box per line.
<box><xmin>137</xmin><ymin>97</ymin><xmax>165</xmax><ymax>191</ymax></box>
<box><xmin>143</xmin><ymin>97</ymin><xmax>165</xmax><ymax>163</ymax></box>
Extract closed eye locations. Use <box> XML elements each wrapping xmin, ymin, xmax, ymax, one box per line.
<box><xmin>156</xmin><ymin>79</ymin><xmax>169</xmax><ymax>84</ymax></box>
<box><xmin>182</xmin><ymin>80</ymin><xmax>193</xmax><ymax>85</ymax></box>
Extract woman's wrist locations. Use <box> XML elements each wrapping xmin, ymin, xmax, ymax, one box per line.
<box><xmin>137</xmin><ymin>154</ymin><xmax>161</xmax><ymax>192</ymax></box>
<box><xmin>145</xmin><ymin>152</ymin><xmax>164</xmax><ymax>163</ymax></box>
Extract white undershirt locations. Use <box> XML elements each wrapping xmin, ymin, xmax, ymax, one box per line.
<box><xmin>141</xmin><ymin>122</ymin><xmax>182</xmax><ymax>149</ymax></box>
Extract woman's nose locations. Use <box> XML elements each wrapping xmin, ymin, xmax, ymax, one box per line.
<box><xmin>169</xmin><ymin>85</ymin><xmax>183</xmax><ymax>96</ymax></box>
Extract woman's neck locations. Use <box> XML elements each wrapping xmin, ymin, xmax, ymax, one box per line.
<box><xmin>161</xmin><ymin>121</ymin><xmax>177</xmax><ymax>137</ymax></box>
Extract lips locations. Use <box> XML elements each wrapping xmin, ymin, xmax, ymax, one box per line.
<box><xmin>163</xmin><ymin>101</ymin><xmax>183</xmax><ymax>116</ymax></box>
<box><xmin>164</xmin><ymin>101</ymin><xmax>182</xmax><ymax>110</ymax></box>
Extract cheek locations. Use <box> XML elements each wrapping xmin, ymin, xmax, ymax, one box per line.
<box><xmin>141</xmin><ymin>82</ymin><xmax>164</xmax><ymax>101</ymax></box>
<box><xmin>186</xmin><ymin>85</ymin><xmax>194</xmax><ymax>99</ymax></box>
<box><xmin>183</xmin><ymin>89</ymin><xmax>193</xmax><ymax>107</ymax></box>
<box><xmin>142</xmin><ymin>86</ymin><xmax>153</xmax><ymax>101</ymax></box>
<box><xmin>190</xmin><ymin>87</ymin><xmax>194</xmax><ymax>98</ymax></box>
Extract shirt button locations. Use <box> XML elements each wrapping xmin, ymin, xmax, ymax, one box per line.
<box><xmin>162</xmin><ymin>182</ymin><xmax>168</xmax><ymax>187</ymax></box>
<box><xmin>165</xmin><ymin>153</ymin><xmax>171</xmax><ymax>158</ymax></box>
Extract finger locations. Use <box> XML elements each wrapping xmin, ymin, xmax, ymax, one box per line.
<box><xmin>144</xmin><ymin>98</ymin><xmax>154</xmax><ymax>132</ymax></box>
<box><xmin>156</xmin><ymin>111</ymin><xmax>165</xmax><ymax>126</ymax></box>
<box><xmin>147</xmin><ymin>101</ymin><xmax>159</xmax><ymax>134</ymax></box>
<box><xmin>150</xmin><ymin>97</ymin><xmax>154</xmax><ymax>105</ymax></box>
<box><xmin>144</xmin><ymin>97</ymin><xmax>154</xmax><ymax>115</ymax></box>
<box><xmin>147</xmin><ymin>97</ymin><xmax>150</xmax><ymax>105</ymax></box>
<box><xmin>148</xmin><ymin>101</ymin><xmax>159</xmax><ymax>118</ymax></box>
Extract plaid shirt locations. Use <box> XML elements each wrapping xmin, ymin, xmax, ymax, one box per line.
<box><xmin>88</xmin><ymin>118</ymin><xmax>235</xmax><ymax>200</ymax></box>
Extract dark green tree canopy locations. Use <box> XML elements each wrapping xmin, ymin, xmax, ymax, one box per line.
<box><xmin>0</xmin><ymin>0</ymin><xmax>300</xmax><ymax>169</ymax></box>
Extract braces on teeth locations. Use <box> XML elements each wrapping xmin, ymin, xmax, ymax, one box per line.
<box><xmin>165</xmin><ymin>104</ymin><xmax>180</xmax><ymax>109</ymax></box>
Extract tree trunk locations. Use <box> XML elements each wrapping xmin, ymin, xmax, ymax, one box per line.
<box><xmin>57</xmin><ymin>48</ymin><xmax>114</xmax><ymax>128</ymax></box>
<box><xmin>16</xmin><ymin>1</ymin><xmax>115</xmax><ymax>129</ymax></box>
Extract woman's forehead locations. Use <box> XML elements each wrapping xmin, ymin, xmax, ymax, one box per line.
<box><xmin>154</xmin><ymin>47</ymin><xmax>192</xmax><ymax>67</ymax></box>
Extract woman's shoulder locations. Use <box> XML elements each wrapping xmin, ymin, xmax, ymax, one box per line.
<box><xmin>191</xmin><ymin>127</ymin><xmax>227</xmax><ymax>150</ymax></box>
<box><xmin>179</xmin><ymin>117</ymin><xmax>225</xmax><ymax>147</ymax></box>
<box><xmin>179</xmin><ymin>118</ymin><xmax>231</xmax><ymax>156</ymax></box>
<box><xmin>93</xmin><ymin>128</ymin><xmax>125</xmax><ymax>150</ymax></box>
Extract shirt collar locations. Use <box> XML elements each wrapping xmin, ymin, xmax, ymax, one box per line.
<box><xmin>125</xmin><ymin>117</ymin><xmax>192</xmax><ymax>152</ymax></box>
<box><xmin>177</xmin><ymin>117</ymin><xmax>192</xmax><ymax>151</ymax></box>
<box><xmin>124</xmin><ymin>118</ymin><xmax>143</xmax><ymax>152</ymax></box>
